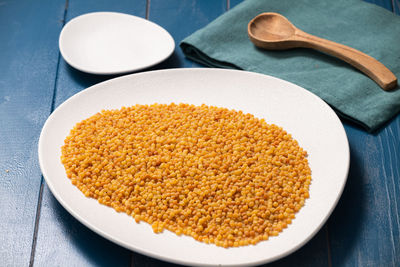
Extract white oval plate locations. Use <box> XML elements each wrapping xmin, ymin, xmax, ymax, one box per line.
<box><xmin>59</xmin><ymin>12</ymin><xmax>175</xmax><ymax>75</ymax></box>
<box><xmin>39</xmin><ymin>69</ymin><xmax>349</xmax><ymax>267</ymax></box>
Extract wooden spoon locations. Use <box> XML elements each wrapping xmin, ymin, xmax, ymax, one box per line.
<box><xmin>248</xmin><ymin>12</ymin><xmax>397</xmax><ymax>91</ymax></box>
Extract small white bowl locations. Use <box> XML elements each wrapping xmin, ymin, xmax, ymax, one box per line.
<box><xmin>59</xmin><ymin>12</ymin><xmax>175</xmax><ymax>75</ymax></box>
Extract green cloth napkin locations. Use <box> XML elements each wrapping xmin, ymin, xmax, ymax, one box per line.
<box><xmin>180</xmin><ymin>0</ymin><xmax>400</xmax><ymax>132</ymax></box>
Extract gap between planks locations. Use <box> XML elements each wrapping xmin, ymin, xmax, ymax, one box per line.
<box><xmin>29</xmin><ymin>181</ymin><xmax>44</xmax><ymax>267</ymax></box>
<box><xmin>28</xmin><ymin>0</ymin><xmax>69</xmax><ymax>266</ymax></box>
<box><xmin>146</xmin><ymin>0</ymin><xmax>150</xmax><ymax>20</ymax></box>
<box><xmin>325</xmin><ymin>225</ymin><xmax>333</xmax><ymax>267</ymax></box>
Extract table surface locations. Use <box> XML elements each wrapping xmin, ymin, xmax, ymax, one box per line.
<box><xmin>1</xmin><ymin>0</ymin><xmax>399</xmax><ymax>266</ymax></box>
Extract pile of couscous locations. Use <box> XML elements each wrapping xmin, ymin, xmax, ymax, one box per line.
<box><xmin>61</xmin><ymin>103</ymin><xmax>311</xmax><ymax>248</ymax></box>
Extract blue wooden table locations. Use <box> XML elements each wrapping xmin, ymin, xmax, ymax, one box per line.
<box><xmin>1</xmin><ymin>0</ymin><xmax>399</xmax><ymax>266</ymax></box>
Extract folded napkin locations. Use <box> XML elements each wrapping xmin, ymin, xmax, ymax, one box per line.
<box><xmin>180</xmin><ymin>0</ymin><xmax>400</xmax><ymax>132</ymax></box>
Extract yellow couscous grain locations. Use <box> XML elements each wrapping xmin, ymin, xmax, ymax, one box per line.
<box><xmin>61</xmin><ymin>103</ymin><xmax>311</xmax><ymax>247</ymax></box>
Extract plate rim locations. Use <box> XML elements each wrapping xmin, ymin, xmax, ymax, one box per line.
<box><xmin>58</xmin><ymin>11</ymin><xmax>175</xmax><ymax>75</ymax></box>
<box><xmin>38</xmin><ymin>68</ymin><xmax>350</xmax><ymax>266</ymax></box>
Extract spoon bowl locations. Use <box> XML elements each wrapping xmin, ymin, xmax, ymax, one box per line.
<box><xmin>248</xmin><ymin>13</ymin><xmax>298</xmax><ymax>49</ymax></box>
<box><xmin>248</xmin><ymin>12</ymin><xmax>397</xmax><ymax>90</ymax></box>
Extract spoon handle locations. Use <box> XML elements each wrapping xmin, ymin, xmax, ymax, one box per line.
<box><xmin>295</xmin><ymin>31</ymin><xmax>397</xmax><ymax>90</ymax></box>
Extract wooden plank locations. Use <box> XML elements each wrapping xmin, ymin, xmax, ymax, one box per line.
<box><xmin>33</xmin><ymin>185</ymin><xmax>132</xmax><ymax>267</ymax></box>
<box><xmin>0</xmin><ymin>0</ymin><xmax>66</xmax><ymax>266</ymax></box>
<box><xmin>229</xmin><ymin>0</ymin><xmax>244</xmax><ymax>9</ymax></box>
<box><xmin>327</xmin><ymin>0</ymin><xmax>400</xmax><ymax>265</ymax></box>
<box><xmin>328</xmin><ymin>117</ymin><xmax>400</xmax><ymax>267</ymax></box>
<box><xmin>364</xmin><ymin>0</ymin><xmax>394</xmax><ymax>11</ymax></box>
<box><xmin>32</xmin><ymin>1</ymin><xmax>146</xmax><ymax>266</ymax></box>
<box><xmin>131</xmin><ymin>252</ymin><xmax>189</xmax><ymax>267</ymax></box>
<box><xmin>231</xmin><ymin>0</ymin><xmax>395</xmax><ymax>12</ymax></box>
<box><xmin>330</xmin><ymin>4</ymin><xmax>399</xmax><ymax>263</ymax></box>
<box><xmin>394</xmin><ymin>0</ymin><xmax>400</xmax><ymax>14</ymax></box>
<box><xmin>148</xmin><ymin>0</ymin><xmax>227</xmax><ymax>69</ymax></box>
<box><xmin>266</xmin><ymin>227</ymin><xmax>330</xmax><ymax>267</ymax></box>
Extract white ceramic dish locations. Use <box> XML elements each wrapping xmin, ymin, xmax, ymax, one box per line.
<box><xmin>38</xmin><ymin>69</ymin><xmax>349</xmax><ymax>266</ymax></box>
<box><xmin>59</xmin><ymin>12</ymin><xmax>175</xmax><ymax>75</ymax></box>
